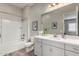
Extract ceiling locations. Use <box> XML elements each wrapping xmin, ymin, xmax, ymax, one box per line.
<box><xmin>10</xmin><ymin>3</ymin><xmax>34</xmax><ymax>8</ymax></box>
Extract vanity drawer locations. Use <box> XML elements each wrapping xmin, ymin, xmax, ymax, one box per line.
<box><xmin>65</xmin><ymin>44</ymin><xmax>79</xmax><ymax>53</ymax></box>
<box><xmin>42</xmin><ymin>39</ymin><xmax>64</xmax><ymax>49</ymax></box>
<box><xmin>65</xmin><ymin>50</ymin><xmax>79</xmax><ymax>56</ymax></box>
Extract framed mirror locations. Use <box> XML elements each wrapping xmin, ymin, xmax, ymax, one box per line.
<box><xmin>41</xmin><ymin>4</ymin><xmax>79</xmax><ymax>36</ymax></box>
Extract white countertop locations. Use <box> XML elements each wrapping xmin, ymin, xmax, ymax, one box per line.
<box><xmin>34</xmin><ymin>35</ymin><xmax>79</xmax><ymax>46</ymax></box>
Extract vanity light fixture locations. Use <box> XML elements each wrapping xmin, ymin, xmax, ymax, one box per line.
<box><xmin>48</xmin><ymin>3</ymin><xmax>59</xmax><ymax>8</ymax></box>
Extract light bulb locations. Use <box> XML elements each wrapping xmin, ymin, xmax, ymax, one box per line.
<box><xmin>53</xmin><ymin>3</ymin><xmax>56</xmax><ymax>6</ymax></box>
<box><xmin>48</xmin><ymin>4</ymin><xmax>52</xmax><ymax>8</ymax></box>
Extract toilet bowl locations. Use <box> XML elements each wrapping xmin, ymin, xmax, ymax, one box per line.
<box><xmin>25</xmin><ymin>42</ymin><xmax>34</xmax><ymax>52</ymax></box>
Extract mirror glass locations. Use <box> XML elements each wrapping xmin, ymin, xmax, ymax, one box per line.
<box><xmin>41</xmin><ymin>5</ymin><xmax>79</xmax><ymax>36</ymax></box>
<box><xmin>64</xmin><ymin>10</ymin><xmax>78</xmax><ymax>36</ymax></box>
<box><xmin>41</xmin><ymin>12</ymin><xmax>64</xmax><ymax>35</ymax></box>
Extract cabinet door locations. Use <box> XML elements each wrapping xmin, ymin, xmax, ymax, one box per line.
<box><xmin>65</xmin><ymin>51</ymin><xmax>79</xmax><ymax>56</ymax></box>
<box><xmin>52</xmin><ymin>47</ymin><xmax>64</xmax><ymax>56</ymax></box>
<box><xmin>65</xmin><ymin>44</ymin><xmax>79</xmax><ymax>53</ymax></box>
<box><xmin>42</xmin><ymin>44</ymin><xmax>53</xmax><ymax>56</ymax></box>
<box><xmin>34</xmin><ymin>39</ymin><xmax>42</xmax><ymax>56</ymax></box>
<box><xmin>42</xmin><ymin>44</ymin><xmax>64</xmax><ymax>56</ymax></box>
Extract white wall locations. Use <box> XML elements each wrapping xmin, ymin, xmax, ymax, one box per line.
<box><xmin>23</xmin><ymin>3</ymin><xmax>48</xmax><ymax>41</ymax></box>
<box><xmin>22</xmin><ymin>7</ymin><xmax>31</xmax><ymax>42</ymax></box>
<box><xmin>0</xmin><ymin>3</ymin><xmax>22</xmax><ymax>17</ymax></box>
<box><xmin>29</xmin><ymin>3</ymin><xmax>48</xmax><ymax>36</ymax></box>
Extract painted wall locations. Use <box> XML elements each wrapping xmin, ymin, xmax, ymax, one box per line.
<box><xmin>22</xmin><ymin>6</ymin><xmax>31</xmax><ymax>42</ymax></box>
<box><xmin>0</xmin><ymin>3</ymin><xmax>22</xmax><ymax>17</ymax></box>
<box><xmin>23</xmin><ymin>3</ymin><xmax>48</xmax><ymax>41</ymax></box>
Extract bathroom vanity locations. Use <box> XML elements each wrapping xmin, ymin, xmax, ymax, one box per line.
<box><xmin>34</xmin><ymin>35</ymin><xmax>79</xmax><ymax>56</ymax></box>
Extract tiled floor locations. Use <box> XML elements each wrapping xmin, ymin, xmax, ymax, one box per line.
<box><xmin>4</xmin><ymin>48</ymin><xmax>35</xmax><ymax>56</ymax></box>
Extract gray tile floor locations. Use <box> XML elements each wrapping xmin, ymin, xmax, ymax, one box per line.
<box><xmin>4</xmin><ymin>48</ymin><xmax>34</xmax><ymax>56</ymax></box>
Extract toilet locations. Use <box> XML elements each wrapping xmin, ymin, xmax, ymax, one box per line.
<box><xmin>25</xmin><ymin>37</ymin><xmax>34</xmax><ymax>52</ymax></box>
